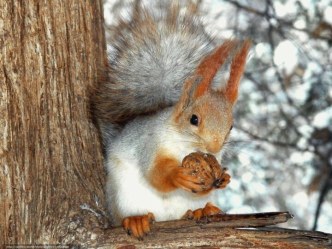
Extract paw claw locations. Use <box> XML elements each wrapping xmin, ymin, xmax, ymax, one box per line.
<box><xmin>122</xmin><ymin>213</ymin><xmax>154</xmax><ymax>240</ymax></box>
<box><xmin>183</xmin><ymin>203</ymin><xmax>221</xmax><ymax>221</ymax></box>
<box><xmin>182</xmin><ymin>209</ymin><xmax>194</xmax><ymax>220</ymax></box>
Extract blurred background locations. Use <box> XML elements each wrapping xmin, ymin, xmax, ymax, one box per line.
<box><xmin>103</xmin><ymin>0</ymin><xmax>332</xmax><ymax>233</ymax></box>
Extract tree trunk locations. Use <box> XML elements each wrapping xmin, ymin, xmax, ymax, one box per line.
<box><xmin>0</xmin><ymin>0</ymin><xmax>107</xmax><ymax>244</ymax></box>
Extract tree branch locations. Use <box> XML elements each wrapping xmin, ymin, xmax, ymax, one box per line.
<box><xmin>312</xmin><ymin>168</ymin><xmax>332</xmax><ymax>231</ymax></box>
<box><xmin>77</xmin><ymin>212</ymin><xmax>332</xmax><ymax>248</ymax></box>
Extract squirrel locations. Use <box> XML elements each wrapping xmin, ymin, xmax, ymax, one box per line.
<box><xmin>92</xmin><ymin>1</ymin><xmax>250</xmax><ymax>239</ymax></box>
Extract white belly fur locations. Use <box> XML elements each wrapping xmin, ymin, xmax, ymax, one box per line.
<box><xmin>106</xmin><ymin>155</ymin><xmax>215</xmax><ymax>225</ymax></box>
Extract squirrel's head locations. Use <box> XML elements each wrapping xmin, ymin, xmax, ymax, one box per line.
<box><xmin>172</xmin><ymin>40</ymin><xmax>250</xmax><ymax>154</ymax></box>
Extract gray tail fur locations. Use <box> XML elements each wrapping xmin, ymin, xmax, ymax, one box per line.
<box><xmin>91</xmin><ymin>1</ymin><xmax>215</xmax><ymax>146</ymax></box>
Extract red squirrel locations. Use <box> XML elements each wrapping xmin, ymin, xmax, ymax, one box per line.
<box><xmin>92</xmin><ymin>2</ymin><xmax>250</xmax><ymax>239</ymax></box>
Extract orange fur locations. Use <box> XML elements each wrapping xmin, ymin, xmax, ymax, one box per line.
<box><xmin>149</xmin><ymin>151</ymin><xmax>181</xmax><ymax>192</ymax></box>
<box><xmin>172</xmin><ymin>41</ymin><xmax>236</xmax><ymax>122</ymax></box>
<box><xmin>149</xmin><ymin>151</ymin><xmax>215</xmax><ymax>194</ymax></box>
<box><xmin>223</xmin><ymin>40</ymin><xmax>251</xmax><ymax>104</ymax></box>
<box><xmin>194</xmin><ymin>40</ymin><xmax>238</xmax><ymax>98</ymax></box>
<box><xmin>183</xmin><ymin>202</ymin><xmax>221</xmax><ymax>220</ymax></box>
<box><xmin>122</xmin><ymin>212</ymin><xmax>155</xmax><ymax>239</ymax></box>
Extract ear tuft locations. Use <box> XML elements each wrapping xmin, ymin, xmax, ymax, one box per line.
<box><xmin>223</xmin><ymin>40</ymin><xmax>251</xmax><ymax>104</ymax></box>
<box><xmin>194</xmin><ymin>40</ymin><xmax>238</xmax><ymax>98</ymax></box>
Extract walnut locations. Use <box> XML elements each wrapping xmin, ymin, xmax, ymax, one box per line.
<box><xmin>182</xmin><ymin>152</ymin><xmax>231</xmax><ymax>191</ymax></box>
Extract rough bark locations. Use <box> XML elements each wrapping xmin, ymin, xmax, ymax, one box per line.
<box><xmin>88</xmin><ymin>212</ymin><xmax>332</xmax><ymax>249</ymax></box>
<box><xmin>0</xmin><ymin>0</ymin><xmax>107</xmax><ymax>245</ymax></box>
<box><xmin>96</xmin><ymin>227</ymin><xmax>332</xmax><ymax>249</ymax></box>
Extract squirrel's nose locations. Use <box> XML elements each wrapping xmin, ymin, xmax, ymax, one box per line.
<box><xmin>206</xmin><ymin>137</ymin><xmax>223</xmax><ymax>154</ymax></box>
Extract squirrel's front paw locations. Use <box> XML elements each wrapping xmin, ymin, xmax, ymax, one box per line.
<box><xmin>122</xmin><ymin>213</ymin><xmax>155</xmax><ymax>240</ymax></box>
<box><xmin>212</xmin><ymin>168</ymin><xmax>231</xmax><ymax>189</ymax></box>
<box><xmin>172</xmin><ymin>167</ymin><xmax>213</xmax><ymax>193</ymax></box>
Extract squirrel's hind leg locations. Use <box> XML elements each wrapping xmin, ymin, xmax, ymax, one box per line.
<box><xmin>182</xmin><ymin>202</ymin><xmax>223</xmax><ymax>221</ymax></box>
<box><xmin>122</xmin><ymin>212</ymin><xmax>155</xmax><ymax>240</ymax></box>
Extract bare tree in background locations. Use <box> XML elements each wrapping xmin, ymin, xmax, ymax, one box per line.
<box><xmin>214</xmin><ymin>0</ymin><xmax>332</xmax><ymax>232</ymax></box>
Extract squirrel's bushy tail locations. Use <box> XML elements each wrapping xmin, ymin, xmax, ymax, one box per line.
<box><xmin>92</xmin><ymin>2</ymin><xmax>214</xmax><ymax>132</ymax></box>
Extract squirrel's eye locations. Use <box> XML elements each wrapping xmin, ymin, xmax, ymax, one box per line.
<box><xmin>190</xmin><ymin>114</ymin><xmax>199</xmax><ymax>126</ymax></box>
<box><xmin>230</xmin><ymin>125</ymin><xmax>233</xmax><ymax>131</ymax></box>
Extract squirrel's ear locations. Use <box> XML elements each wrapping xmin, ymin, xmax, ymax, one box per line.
<box><xmin>173</xmin><ymin>40</ymin><xmax>238</xmax><ymax>120</ymax></box>
<box><xmin>193</xmin><ymin>40</ymin><xmax>238</xmax><ymax>99</ymax></box>
<box><xmin>173</xmin><ymin>75</ymin><xmax>200</xmax><ymax>120</ymax></box>
<box><xmin>221</xmin><ymin>40</ymin><xmax>251</xmax><ymax>104</ymax></box>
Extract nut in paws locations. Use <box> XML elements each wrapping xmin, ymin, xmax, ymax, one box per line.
<box><xmin>182</xmin><ymin>152</ymin><xmax>231</xmax><ymax>191</ymax></box>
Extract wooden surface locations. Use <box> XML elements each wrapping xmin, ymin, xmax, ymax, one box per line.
<box><xmin>0</xmin><ymin>0</ymin><xmax>107</xmax><ymax>244</ymax></box>
<box><xmin>87</xmin><ymin>212</ymin><xmax>332</xmax><ymax>248</ymax></box>
<box><xmin>96</xmin><ymin>227</ymin><xmax>331</xmax><ymax>249</ymax></box>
